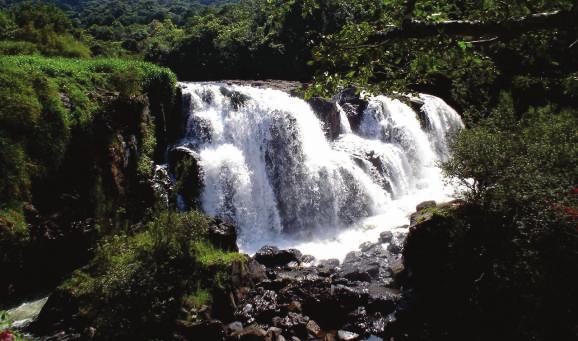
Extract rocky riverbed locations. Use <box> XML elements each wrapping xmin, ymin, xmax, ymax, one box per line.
<box><xmin>170</xmin><ymin>200</ymin><xmax>459</xmax><ymax>341</ymax></box>
<box><xmin>22</xmin><ymin>200</ymin><xmax>463</xmax><ymax>341</ymax></box>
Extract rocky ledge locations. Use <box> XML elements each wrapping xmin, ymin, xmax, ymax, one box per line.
<box><xmin>27</xmin><ymin>200</ymin><xmax>462</xmax><ymax>341</ymax></box>
<box><xmin>179</xmin><ymin>200</ymin><xmax>461</xmax><ymax>341</ymax></box>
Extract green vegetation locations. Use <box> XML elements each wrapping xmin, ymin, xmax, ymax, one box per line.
<box><xmin>159</xmin><ymin>0</ymin><xmax>388</xmax><ymax>80</ymax></box>
<box><xmin>0</xmin><ymin>55</ymin><xmax>175</xmax><ymax>209</ymax></box>
<box><xmin>0</xmin><ymin>54</ymin><xmax>177</xmax><ymax>305</ymax></box>
<box><xmin>193</xmin><ymin>240</ymin><xmax>245</xmax><ymax>267</ymax></box>
<box><xmin>308</xmin><ymin>1</ymin><xmax>578</xmax><ymax>124</ymax></box>
<box><xmin>0</xmin><ymin>2</ymin><xmax>91</xmax><ymax>57</ymax></box>
<box><xmin>0</xmin><ymin>1</ymin><xmax>575</xmax><ymax>340</ymax></box>
<box><xmin>1</xmin><ymin>311</ymin><xmax>28</xmax><ymax>340</ymax></box>
<box><xmin>0</xmin><ymin>1</ymin><xmax>237</xmax><ymax>59</ymax></box>
<box><xmin>431</xmin><ymin>103</ymin><xmax>577</xmax><ymax>341</ymax></box>
<box><xmin>54</xmin><ymin>211</ymin><xmax>245</xmax><ymax>340</ymax></box>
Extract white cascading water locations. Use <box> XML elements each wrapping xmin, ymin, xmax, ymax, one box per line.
<box><xmin>177</xmin><ymin>83</ymin><xmax>464</xmax><ymax>260</ymax></box>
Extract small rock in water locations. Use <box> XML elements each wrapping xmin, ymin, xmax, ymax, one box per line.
<box><xmin>227</xmin><ymin>321</ymin><xmax>244</xmax><ymax>334</ymax></box>
<box><xmin>306</xmin><ymin>320</ymin><xmax>324</xmax><ymax>338</ymax></box>
<box><xmin>378</xmin><ymin>231</ymin><xmax>393</xmax><ymax>243</ymax></box>
<box><xmin>338</xmin><ymin>330</ymin><xmax>360</xmax><ymax>341</ymax></box>
<box><xmin>416</xmin><ymin>200</ymin><xmax>436</xmax><ymax>211</ymax></box>
<box><xmin>386</xmin><ymin>242</ymin><xmax>402</xmax><ymax>254</ymax></box>
<box><xmin>267</xmin><ymin>326</ymin><xmax>282</xmax><ymax>338</ymax></box>
<box><xmin>300</xmin><ymin>254</ymin><xmax>316</xmax><ymax>264</ymax></box>
<box><xmin>359</xmin><ymin>241</ymin><xmax>376</xmax><ymax>252</ymax></box>
<box><xmin>318</xmin><ymin>259</ymin><xmax>340</xmax><ymax>268</ymax></box>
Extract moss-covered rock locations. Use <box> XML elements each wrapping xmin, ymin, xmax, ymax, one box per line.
<box><xmin>30</xmin><ymin>211</ymin><xmax>261</xmax><ymax>340</ymax></box>
<box><xmin>0</xmin><ymin>55</ymin><xmax>180</xmax><ymax>304</ymax></box>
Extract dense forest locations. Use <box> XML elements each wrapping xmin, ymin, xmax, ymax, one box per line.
<box><xmin>0</xmin><ymin>1</ymin><xmax>576</xmax><ymax>341</ymax></box>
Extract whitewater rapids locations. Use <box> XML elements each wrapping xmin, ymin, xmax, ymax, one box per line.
<box><xmin>176</xmin><ymin>83</ymin><xmax>464</xmax><ymax>260</ymax></box>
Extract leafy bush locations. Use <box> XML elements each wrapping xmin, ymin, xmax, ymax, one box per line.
<box><xmin>0</xmin><ymin>40</ymin><xmax>38</xmax><ymax>55</ymax></box>
<box><xmin>56</xmin><ymin>211</ymin><xmax>245</xmax><ymax>340</ymax></box>
<box><xmin>1</xmin><ymin>310</ymin><xmax>27</xmax><ymax>341</ymax></box>
<box><xmin>0</xmin><ymin>3</ymin><xmax>91</xmax><ymax>58</ymax></box>
<box><xmin>444</xmin><ymin>93</ymin><xmax>577</xmax><ymax>216</ymax></box>
<box><xmin>403</xmin><ymin>97</ymin><xmax>578</xmax><ymax>341</ymax></box>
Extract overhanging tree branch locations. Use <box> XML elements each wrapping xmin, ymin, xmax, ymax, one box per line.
<box><xmin>367</xmin><ymin>8</ymin><xmax>577</xmax><ymax>43</ymax></box>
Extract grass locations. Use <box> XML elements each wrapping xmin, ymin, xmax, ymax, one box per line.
<box><xmin>184</xmin><ymin>287</ymin><xmax>213</xmax><ymax>308</ymax></box>
<box><xmin>193</xmin><ymin>241</ymin><xmax>247</xmax><ymax>267</ymax></box>
<box><xmin>52</xmin><ymin>211</ymin><xmax>246</xmax><ymax>339</ymax></box>
<box><xmin>0</xmin><ymin>55</ymin><xmax>178</xmax><ymax>306</ymax></box>
<box><xmin>0</xmin><ymin>55</ymin><xmax>176</xmax><ymax>208</ymax></box>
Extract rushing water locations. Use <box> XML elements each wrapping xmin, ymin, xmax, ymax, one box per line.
<box><xmin>176</xmin><ymin>83</ymin><xmax>464</xmax><ymax>260</ymax></box>
<box><xmin>6</xmin><ymin>296</ymin><xmax>48</xmax><ymax>329</ymax></box>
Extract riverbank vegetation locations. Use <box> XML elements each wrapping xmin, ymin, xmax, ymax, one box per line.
<box><xmin>0</xmin><ymin>54</ymin><xmax>177</xmax><ymax>307</ymax></box>
<box><xmin>0</xmin><ymin>1</ymin><xmax>576</xmax><ymax>340</ymax></box>
<box><xmin>33</xmin><ymin>211</ymin><xmax>247</xmax><ymax>340</ymax></box>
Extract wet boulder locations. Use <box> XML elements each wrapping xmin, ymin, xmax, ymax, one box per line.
<box><xmin>338</xmin><ymin>330</ymin><xmax>360</xmax><ymax>341</ymax></box>
<box><xmin>300</xmin><ymin>254</ymin><xmax>316</xmax><ymax>265</ymax></box>
<box><xmin>208</xmin><ymin>217</ymin><xmax>239</xmax><ymax>252</ymax></box>
<box><xmin>339</xmin><ymin>248</ymin><xmax>390</xmax><ymax>283</ymax></box>
<box><xmin>409</xmin><ymin>200</ymin><xmax>439</xmax><ymax>225</ymax></box>
<box><xmin>306</xmin><ymin>320</ymin><xmax>324</xmax><ymax>338</ymax></box>
<box><xmin>416</xmin><ymin>200</ymin><xmax>436</xmax><ymax>211</ymax></box>
<box><xmin>308</xmin><ymin>97</ymin><xmax>342</xmax><ymax>140</ymax></box>
<box><xmin>378</xmin><ymin>231</ymin><xmax>394</xmax><ymax>244</ymax></box>
<box><xmin>337</xmin><ymin>88</ymin><xmax>369</xmax><ymax>132</ymax></box>
<box><xmin>220</xmin><ymin>87</ymin><xmax>250</xmax><ymax>110</ymax></box>
<box><xmin>176</xmin><ymin>319</ymin><xmax>226</xmax><ymax>341</ymax></box>
<box><xmin>273</xmin><ymin>312</ymin><xmax>310</xmax><ymax>339</ymax></box>
<box><xmin>255</xmin><ymin>246</ymin><xmax>302</xmax><ymax>268</ymax></box>
<box><xmin>168</xmin><ymin>146</ymin><xmax>204</xmax><ymax>209</ymax></box>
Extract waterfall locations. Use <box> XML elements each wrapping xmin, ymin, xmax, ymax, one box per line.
<box><xmin>176</xmin><ymin>83</ymin><xmax>464</xmax><ymax>259</ymax></box>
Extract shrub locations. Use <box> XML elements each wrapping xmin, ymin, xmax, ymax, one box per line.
<box><xmin>0</xmin><ymin>40</ymin><xmax>39</xmax><ymax>55</ymax></box>
<box><xmin>415</xmin><ymin>96</ymin><xmax>578</xmax><ymax>340</ymax></box>
<box><xmin>56</xmin><ymin>211</ymin><xmax>244</xmax><ymax>340</ymax></box>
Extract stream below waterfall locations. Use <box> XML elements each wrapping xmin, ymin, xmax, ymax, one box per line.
<box><xmin>175</xmin><ymin>83</ymin><xmax>464</xmax><ymax>261</ymax></box>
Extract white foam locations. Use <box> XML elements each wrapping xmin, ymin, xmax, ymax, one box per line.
<box><xmin>178</xmin><ymin>83</ymin><xmax>464</xmax><ymax>261</ymax></box>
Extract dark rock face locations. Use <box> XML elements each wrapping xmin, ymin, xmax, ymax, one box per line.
<box><xmin>220</xmin><ymin>87</ymin><xmax>250</xmax><ymax>110</ymax></box>
<box><xmin>1</xmin><ymin>96</ymin><xmax>168</xmax><ymax>307</ymax></box>
<box><xmin>307</xmin><ymin>97</ymin><xmax>342</xmax><ymax>140</ymax></box>
<box><xmin>168</xmin><ymin>146</ymin><xmax>204</xmax><ymax>209</ymax></box>
<box><xmin>208</xmin><ymin>217</ymin><xmax>239</xmax><ymax>252</ymax></box>
<box><xmin>31</xmin><ymin>200</ymin><xmax>458</xmax><ymax>341</ymax></box>
<box><xmin>176</xmin><ymin>319</ymin><xmax>226</xmax><ymax>340</ymax></box>
<box><xmin>231</xmin><ymin>240</ymin><xmax>405</xmax><ymax>340</ymax></box>
<box><xmin>416</xmin><ymin>200</ymin><xmax>437</xmax><ymax>212</ymax></box>
<box><xmin>337</xmin><ymin>88</ymin><xmax>369</xmax><ymax>132</ymax></box>
<box><xmin>254</xmin><ymin>246</ymin><xmax>302</xmax><ymax>268</ymax></box>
